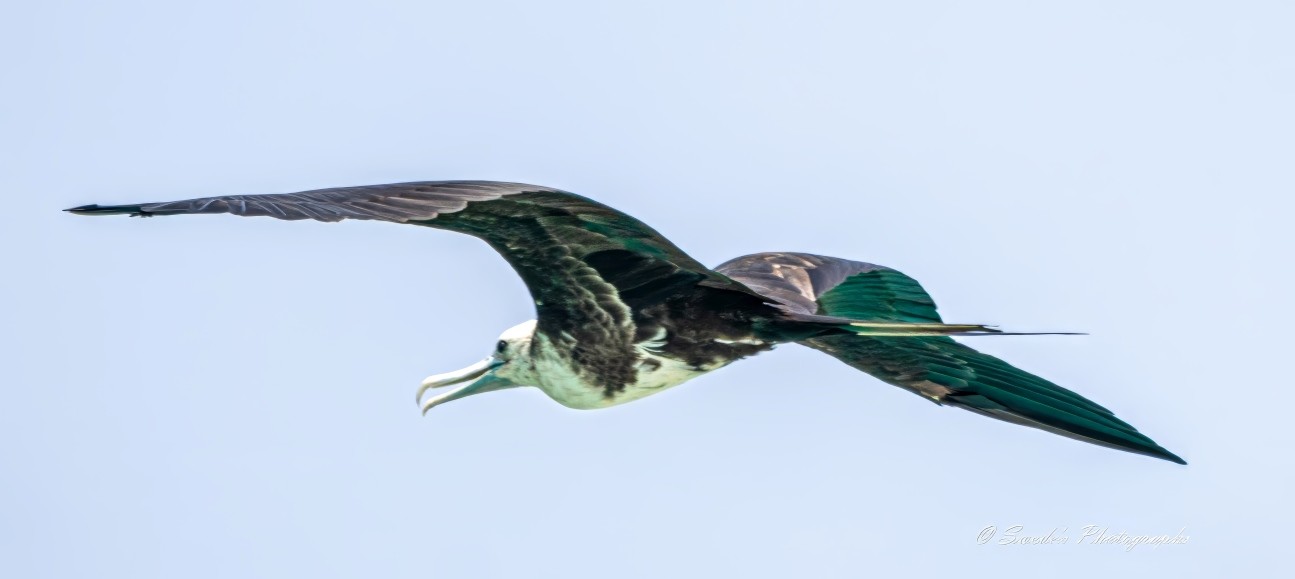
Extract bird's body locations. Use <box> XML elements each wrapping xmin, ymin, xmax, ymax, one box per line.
<box><xmin>68</xmin><ymin>180</ymin><xmax>1186</xmax><ymax>464</ymax></box>
<box><xmin>485</xmin><ymin>285</ymin><xmax>778</xmax><ymax>409</ymax></box>
<box><xmin>478</xmin><ymin>319</ymin><xmax>701</xmax><ymax>409</ymax></box>
<box><xmin>533</xmin><ymin>330</ymin><xmax>719</xmax><ymax>409</ymax></box>
<box><xmin>551</xmin><ymin>326</ymin><xmax>770</xmax><ymax>409</ymax></box>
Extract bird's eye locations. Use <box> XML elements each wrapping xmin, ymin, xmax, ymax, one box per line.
<box><xmin>496</xmin><ymin>340</ymin><xmax>508</xmax><ymax>354</ymax></box>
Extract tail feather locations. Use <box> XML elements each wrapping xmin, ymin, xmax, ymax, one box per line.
<box><xmin>779</xmin><ymin>308</ymin><xmax>1081</xmax><ymax>337</ymax></box>
<box><xmin>849</xmin><ymin>321</ymin><xmax>1001</xmax><ymax>336</ymax></box>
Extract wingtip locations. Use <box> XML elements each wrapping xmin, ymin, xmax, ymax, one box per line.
<box><xmin>1131</xmin><ymin>440</ymin><xmax>1186</xmax><ymax>465</ymax></box>
<box><xmin>974</xmin><ymin>330</ymin><xmax>1089</xmax><ymax>337</ymax></box>
<box><xmin>1155</xmin><ymin>449</ymin><xmax>1188</xmax><ymax>465</ymax></box>
<box><xmin>64</xmin><ymin>204</ymin><xmax>147</xmax><ymax>216</ymax></box>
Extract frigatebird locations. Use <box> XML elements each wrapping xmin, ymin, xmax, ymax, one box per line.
<box><xmin>67</xmin><ymin>181</ymin><xmax>1185</xmax><ymax>464</ymax></box>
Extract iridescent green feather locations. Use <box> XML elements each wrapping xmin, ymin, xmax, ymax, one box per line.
<box><xmin>801</xmin><ymin>265</ymin><xmax>1185</xmax><ymax>464</ymax></box>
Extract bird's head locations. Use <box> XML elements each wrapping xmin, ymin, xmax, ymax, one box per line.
<box><xmin>417</xmin><ymin>319</ymin><xmax>538</xmax><ymax>414</ymax></box>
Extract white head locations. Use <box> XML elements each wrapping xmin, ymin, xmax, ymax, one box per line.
<box><xmin>416</xmin><ymin>319</ymin><xmax>538</xmax><ymax>413</ymax></box>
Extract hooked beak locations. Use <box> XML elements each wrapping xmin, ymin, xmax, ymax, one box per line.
<box><xmin>416</xmin><ymin>357</ymin><xmax>516</xmax><ymax>414</ymax></box>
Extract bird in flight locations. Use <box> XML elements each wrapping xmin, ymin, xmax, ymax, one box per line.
<box><xmin>67</xmin><ymin>181</ymin><xmax>1184</xmax><ymax>464</ymax></box>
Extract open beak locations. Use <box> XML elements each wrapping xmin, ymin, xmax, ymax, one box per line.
<box><xmin>416</xmin><ymin>357</ymin><xmax>515</xmax><ymax>414</ymax></box>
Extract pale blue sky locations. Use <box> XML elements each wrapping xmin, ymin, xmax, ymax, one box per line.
<box><xmin>3</xmin><ymin>1</ymin><xmax>1292</xmax><ymax>577</ymax></box>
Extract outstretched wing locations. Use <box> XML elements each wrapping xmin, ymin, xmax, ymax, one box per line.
<box><xmin>715</xmin><ymin>252</ymin><xmax>1185</xmax><ymax>464</ymax></box>
<box><xmin>68</xmin><ymin>181</ymin><xmax>764</xmax><ymax>390</ymax></box>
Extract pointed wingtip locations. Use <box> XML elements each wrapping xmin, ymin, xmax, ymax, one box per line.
<box><xmin>1153</xmin><ymin>448</ymin><xmax>1188</xmax><ymax>465</ymax></box>
<box><xmin>64</xmin><ymin>204</ymin><xmax>147</xmax><ymax>216</ymax></box>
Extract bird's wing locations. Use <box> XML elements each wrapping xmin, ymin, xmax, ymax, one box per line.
<box><xmin>68</xmin><ymin>181</ymin><xmax>763</xmax><ymax>382</ymax></box>
<box><xmin>712</xmin><ymin>252</ymin><xmax>935</xmax><ymax>319</ymax></box>
<box><xmin>714</xmin><ymin>252</ymin><xmax>1185</xmax><ymax>464</ymax></box>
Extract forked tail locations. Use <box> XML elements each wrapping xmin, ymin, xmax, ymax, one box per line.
<box><xmin>780</xmin><ymin>309</ymin><xmax>1084</xmax><ymax>337</ymax></box>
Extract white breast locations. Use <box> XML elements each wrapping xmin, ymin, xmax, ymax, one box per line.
<box><xmin>622</xmin><ymin>351</ymin><xmax>710</xmax><ymax>400</ymax></box>
<box><xmin>528</xmin><ymin>333</ymin><xmax>720</xmax><ymax>410</ymax></box>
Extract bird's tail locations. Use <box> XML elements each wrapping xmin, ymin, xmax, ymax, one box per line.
<box><xmin>779</xmin><ymin>310</ymin><xmax>1082</xmax><ymax>337</ymax></box>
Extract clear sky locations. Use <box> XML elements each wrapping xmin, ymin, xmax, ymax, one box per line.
<box><xmin>3</xmin><ymin>1</ymin><xmax>1292</xmax><ymax>577</ymax></box>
